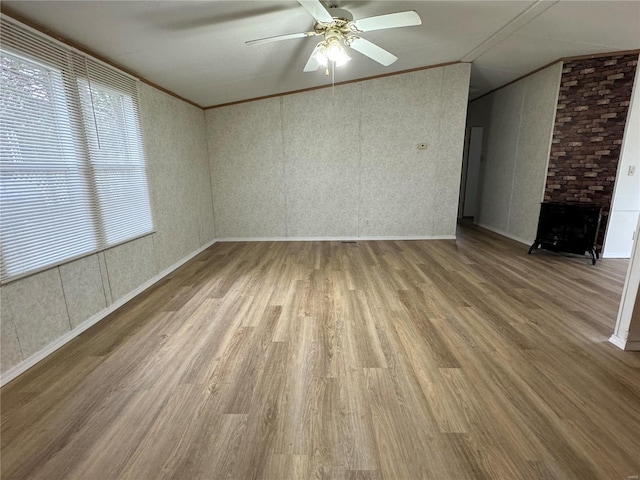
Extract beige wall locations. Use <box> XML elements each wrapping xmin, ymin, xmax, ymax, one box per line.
<box><xmin>206</xmin><ymin>63</ymin><xmax>471</xmax><ymax>239</ymax></box>
<box><xmin>0</xmin><ymin>83</ymin><xmax>215</xmax><ymax>375</ymax></box>
<box><xmin>467</xmin><ymin>62</ymin><xmax>562</xmax><ymax>244</ymax></box>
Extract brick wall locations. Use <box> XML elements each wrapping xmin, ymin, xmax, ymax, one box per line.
<box><xmin>545</xmin><ymin>53</ymin><xmax>638</xmax><ymax>248</ymax></box>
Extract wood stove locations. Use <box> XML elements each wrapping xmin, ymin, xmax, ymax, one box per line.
<box><xmin>528</xmin><ymin>202</ymin><xmax>602</xmax><ymax>265</ymax></box>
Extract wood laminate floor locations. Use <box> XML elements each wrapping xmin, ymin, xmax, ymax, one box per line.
<box><xmin>2</xmin><ymin>224</ymin><xmax>639</xmax><ymax>480</ymax></box>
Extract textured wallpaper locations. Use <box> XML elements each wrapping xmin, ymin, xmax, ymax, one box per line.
<box><xmin>283</xmin><ymin>84</ymin><xmax>361</xmax><ymax>237</ymax></box>
<box><xmin>469</xmin><ymin>62</ymin><xmax>562</xmax><ymax>244</ymax></box>
<box><xmin>436</xmin><ymin>65</ymin><xmax>475</xmax><ymax>235</ymax></box>
<box><xmin>475</xmin><ymin>83</ymin><xmax>524</xmax><ymax>233</ymax></box>
<box><xmin>1</xmin><ymin>269</ymin><xmax>71</xmax><ymax>366</ymax></box>
<box><xmin>139</xmin><ymin>83</ymin><xmax>216</xmax><ymax>270</ymax></box>
<box><xmin>206</xmin><ymin>63</ymin><xmax>471</xmax><ymax>239</ymax></box>
<box><xmin>206</xmin><ymin>98</ymin><xmax>287</xmax><ymax>238</ymax></box>
<box><xmin>0</xmin><ymin>84</ymin><xmax>215</xmax><ymax>375</ymax></box>
<box><xmin>510</xmin><ymin>63</ymin><xmax>565</xmax><ymax>241</ymax></box>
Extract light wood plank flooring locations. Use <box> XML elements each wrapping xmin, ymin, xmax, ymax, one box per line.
<box><xmin>2</xmin><ymin>223</ymin><xmax>639</xmax><ymax>479</ymax></box>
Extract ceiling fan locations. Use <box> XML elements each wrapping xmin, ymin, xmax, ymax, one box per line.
<box><xmin>246</xmin><ymin>0</ymin><xmax>422</xmax><ymax>72</ymax></box>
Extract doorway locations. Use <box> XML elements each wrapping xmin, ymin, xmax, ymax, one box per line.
<box><xmin>458</xmin><ymin>126</ymin><xmax>483</xmax><ymax>220</ymax></box>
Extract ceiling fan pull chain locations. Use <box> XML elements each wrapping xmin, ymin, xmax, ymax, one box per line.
<box><xmin>332</xmin><ymin>60</ymin><xmax>335</xmax><ymax>105</ymax></box>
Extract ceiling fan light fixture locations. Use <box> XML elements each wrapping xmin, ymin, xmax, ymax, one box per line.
<box><xmin>316</xmin><ymin>37</ymin><xmax>350</xmax><ymax>67</ymax></box>
<box><xmin>247</xmin><ymin>1</ymin><xmax>421</xmax><ymax>73</ymax></box>
<box><xmin>324</xmin><ymin>38</ymin><xmax>344</xmax><ymax>61</ymax></box>
<box><xmin>333</xmin><ymin>54</ymin><xmax>350</xmax><ymax>67</ymax></box>
<box><xmin>314</xmin><ymin>48</ymin><xmax>328</xmax><ymax>67</ymax></box>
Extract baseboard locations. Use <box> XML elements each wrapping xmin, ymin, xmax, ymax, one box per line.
<box><xmin>609</xmin><ymin>335</ymin><xmax>640</xmax><ymax>351</ymax></box>
<box><xmin>216</xmin><ymin>235</ymin><xmax>456</xmax><ymax>242</ymax></box>
<box><xmin>474</xmin><ymin>223</ymin><xmax>532</xmax><ymax>246</ymax></box>
<box><xmin>0</xmin><ymin>239</ymin><xmax>217</xmax><ymax>387</ymax></box>
<box><xmin>608</xmin><ymin>334</ymin><xmax>627</xmax><ymax>350</ymax></box>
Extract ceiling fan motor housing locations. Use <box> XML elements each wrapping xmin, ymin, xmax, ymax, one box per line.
<box><xmin>314</xmin><ymin>7</ymin><xmax>354</xmax><ymax>35</ymax></box>
<box><xmin>327</xmin><ymin>8</ymin><xmax>353</xmax><ymax>22</ymax></box>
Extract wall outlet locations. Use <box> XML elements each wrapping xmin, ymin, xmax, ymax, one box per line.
<box><xmin>629</xmin><ymin>165</ymin><xmax>636</xmax><ymax>176</ymax></box>
<box><xmin>417</xmin><ymin>143</ymin><xmax>428</xmax><ymax>150</ymax></box>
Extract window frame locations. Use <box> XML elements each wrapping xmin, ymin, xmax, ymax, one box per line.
<box><xmin>0</xmin><ymin>19</ymin><xmax>154</xmax><ymax>285</ymax></box>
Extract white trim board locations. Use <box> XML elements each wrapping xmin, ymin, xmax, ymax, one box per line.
<box><xmin>609</xmin><ymin>334</ymin><xmax>627</xmax><ymax>350</ymax></box>
<box><xmin>216</xmin><ymin>235</ymin><xmax>456</xmax><ymax>242</ymax></box>
<box><xmin>609</xmin><ymin>334</ymin><xmax>640</xmax><ymax>351</ymax></box>
<box><xmin>0</xmin><ymin>239</ymin><xmax>217</xmax><ymax>387</ymax></box>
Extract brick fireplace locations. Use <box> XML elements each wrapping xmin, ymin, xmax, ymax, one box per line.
<box><xmin>544</xmin><ymin>53</ymin><xmax>638</xmax><ymax>248</ymax></box>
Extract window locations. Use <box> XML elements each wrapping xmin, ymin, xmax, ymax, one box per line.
<box><xmin>0</xmin><ymin>19</ymin><xmax>153</xmax><ymax>283</ymax></box>
<box><xmin>77</xmin><ymin>76</ymin><xmax>152</xmax><ymax>246</ymax></box>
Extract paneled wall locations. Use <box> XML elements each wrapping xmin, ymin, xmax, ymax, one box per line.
<box><xmin>0</xmin><ymin>84</ymin><xmax>215</xmax><ymax>376</ymax></box>
<box><xmin>467</xmin><ymin>62</ymin><xmax>563</xmax><ymax>244</ymax></box>
<box><xmin>206</xmin><ymin>63</ymin><xmax>471</xmax><ymax>239</ymax></box>
<box><xmin>140</xmin><ymin>84</ymin><xmax>216</xmax><ymax>269</ymax></box>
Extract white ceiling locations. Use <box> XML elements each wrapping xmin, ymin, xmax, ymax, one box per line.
<box><xmin>3</xmin><ymin>1</ymin><xmax>639</xmax><ymax>107</ymax></box>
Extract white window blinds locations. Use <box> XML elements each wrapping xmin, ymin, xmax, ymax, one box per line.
<box><xmin>0</xmin><ymin>18</ymin><xmax>153</xmax><ymax>283</ymax></box>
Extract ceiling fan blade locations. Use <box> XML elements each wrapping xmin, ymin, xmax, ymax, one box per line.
<box><xmin>297</xmin><ymin>0</ymin><xmax>334</xmax><ymax>23</ymax></box>
<box><xmin>303</xmin><ymin>43</ymin><xmax>324</xmax><ymax>72</ymax></box>
<box><xmin>246</xmin><ymin>31</ymin><xmax>316</xmax><ymax>46</ymax></box>
<box><xmin>355</xmin><ymin>11</ymin><xmax>421</xmax><ymax>32</ymax></box>
<box><xmin>349</xmin><ymin>38</ymin><xmax>398</xmax><ymax>66</ymax></box>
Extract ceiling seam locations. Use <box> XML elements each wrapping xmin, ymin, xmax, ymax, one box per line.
<box><xmin>461</xmin><ymin>0</ymin><xmax>559</xmax><ymax>63</ymax></box>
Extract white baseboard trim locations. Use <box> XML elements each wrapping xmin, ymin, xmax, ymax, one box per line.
<box><xmin>474</xmin><ymin>223</ymin><xmax>532</xmax><ymax>246</ymax></box>
<box><xmin>610</xmin><ymin>335</ymin><xmax>640</xmax><ymax>351</ymax></box>
<box><xmin>216</xmin><ymin>235</ymin><xmax>456</xmax><ymax>242</ymax></box>
<box><xmin>609</xmin><ymin>334</ymin><xmax>627</xmax><ymax>350</ymax></box>
<box><xmin>1</xmin><ymin>239</ymin><xmax>217</xmax><ymax>387</ymax></box>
